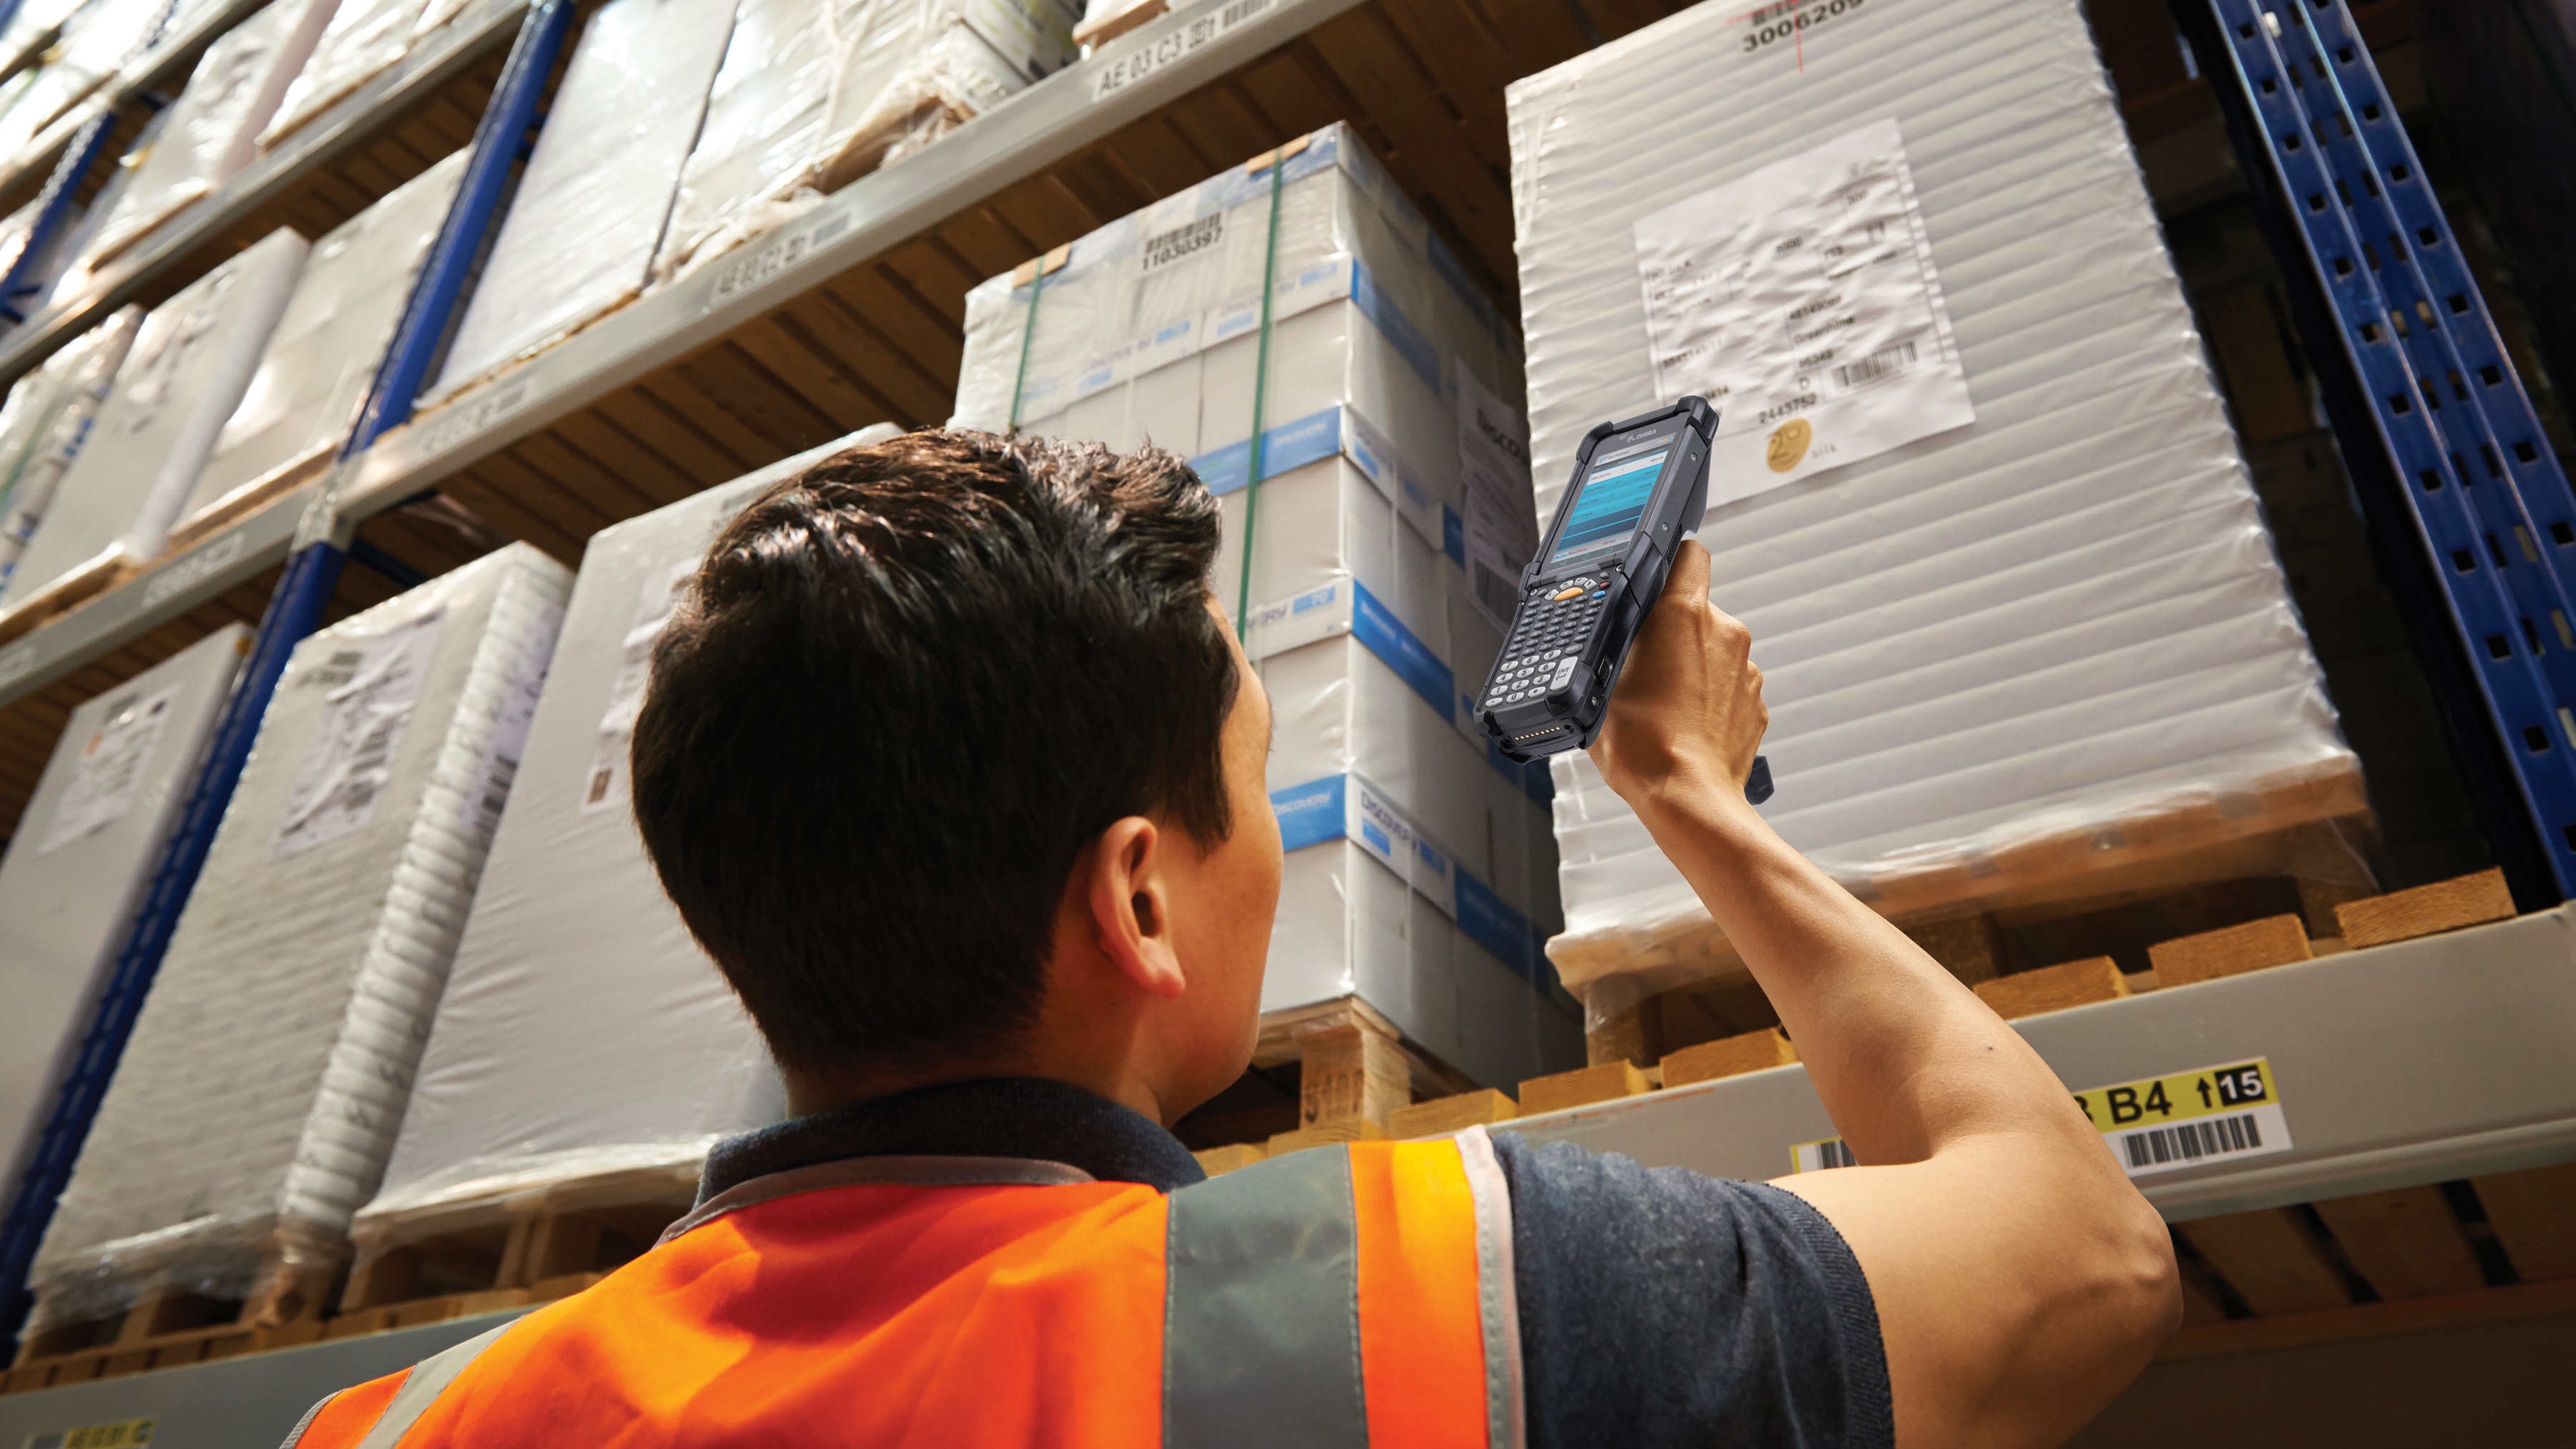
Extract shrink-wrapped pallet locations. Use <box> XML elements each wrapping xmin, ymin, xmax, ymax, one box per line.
<box><xmin>0</xmin><ymin>624</ymin><xmax>246</xmax><ymax>1209</ymax></box>
<box><xmin>0</xmin><ymin>0</ymin><xmax>91</xmax><ymax>79</ymax></box>
<box><xmin>260</xmin><ymin>0</ymin><xmax>424</xmax><ymax>146</ymax></box>
<box><xmin>423</xmin><ymin>0</ymin><xmax>733</xmax><ymax>399</ymax></box>
<box><xmin>185</xmin><ymin>150</ymin><xmax>465</xmax><ymax>539</ymax></box>
<box><xmin>1505</xmin><ymin>0</ymin><xmax>2363</xmax><ymax>1009</ymax></box>
<box><xmin>23</xmin><ymin>544</ymin><xmax>570</xmax><ymax>1334</ymax></box>
<box><xmin>353</xmin><ymin>432</ymin><xmax>893</xmax><ymax>1255</ymax></box>
<box><xmin>653</xmin><ymin>0</ymin><xmax>1077</xmax><ymax>280</ymax></box>
<box><xmin>77</xmin><ymin>0</ymin><xmax>339</xmax><ymax>269</ymax></box>
<box><xmin>0</xmin><ymin>0</ymin><xmax>168</xmax><ymax>169</ymax></box>
<box><xmin>950</xmin><ymin>124</ymin><xmax>1576</xmax><ymax>1080</ymax></box>
<box><xmin>0</xmin><ymin>307</ymin><xmax>140</xmax><ymax>590</ymax></box>
<box><xmin>1</xmin><ymin>229</ymin><xmax>304</xmax><ymax>610</ymax></box>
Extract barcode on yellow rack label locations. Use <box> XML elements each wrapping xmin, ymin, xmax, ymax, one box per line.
<box><xmin>26</xmin><ymin>1418</ymin><xmax>155</xmax><ymax>1449</ymax></box>
<box><xmin>1789</xmin><ymin>1136</ymin><xmax>1858</xmax><ymax>1174</ymax></box>
<box><xmin>2076</xmin><ymin>1058</ymin><xmax>2293</xmax><ymax>1179</ymax></box>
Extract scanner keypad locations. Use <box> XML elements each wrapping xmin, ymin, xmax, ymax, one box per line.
<box><xmin>1488</xmin><ymin>582</ymin><xmax>1609</xmax><ymax>707</ymax></box>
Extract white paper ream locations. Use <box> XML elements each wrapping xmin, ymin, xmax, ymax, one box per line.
<box><xmin>24</xmin><ymin>545</ymin><xmax>571</xmax><ymax>1329</ymax></box>
<box><xmin>266</xmin><ymin>606</ymin><xmax>444</xmax><ymax>862</ymax></box>
<box><xmin>261</xmin><ymin>0</ymin><xmax>429</xmax><ymax>147</ymax></box>
<box><xmin>79</xmin><ymin>0</ymin><xmax>338</xmax><ymax>269</ymax></box>
<box><xmin>1455</xmin><ymin>359</ymin><xmax>1536</xmax><ymax>631</ymax></box>
<box><xmin>358</xmin><ymin>431</ymin><xmax>886</xmax><ymax>1232</ymax></box>
<box><xmin>0</xmin><ymin>308</ymin><xmax>140</xmax><ymax>588</ymax></box>
<box><xmin>188</xmin><ymin>151</ymin><xmax>467</xmax><ymax>531</ymax></box>
<box><xmin>2</xmin><ymin>230</ymin><xmax>305</xmax><ymax>608</ymax></box>
<box><xmin>1634</xmin><ymin>118</ymin><xmax>1972</xmax><ymax>504</ymax></box>
<box><xmin>425</xmin><ymin>0</ymin><xmax>734</xmax><ymax>399</ymax></box>
<box><xmin>1506</xmin><ymin>0</ymin><xmax>2358</xmax><ymax>1002</ymax></box>
<box><xmin>0</xmin><ymin>625</ymin><xmax>246</xmax><ymax>1211</ymax></box>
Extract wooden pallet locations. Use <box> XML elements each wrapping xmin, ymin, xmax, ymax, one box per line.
<box><xmin>0</xmin><ymin>551</ymin><xmax>139</xmax><ymax>646</ymax></box>
<box><xmin>1181</xmin><ymin>997</ymin><xmax>1498</xmax><ymax>1173</ymax></box>
<box><xmin>2</xmin><ymin>1258</ymin><xmax>335</xmax><ymax>1395</ymax></box>
<box><xmin>163</xmin><ymin>452</ymin><xmax>335</xmax><ymax>552</ymax></box>
<box><xmin>336</xmin><ymin>1161</ymin><xmax>701</xmax><ymax>1325</ymax></box>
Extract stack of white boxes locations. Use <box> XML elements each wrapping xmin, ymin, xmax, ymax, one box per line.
<box><xmin>353</xmin><ymin>434</ymin><xmax>889</xmax><ymax>1256</ymax></box>
<box><xmin>1505</xmin><ymin>0</ymin><xmax>2361</xmax><ymax>1010</ymax></box>
<box><xmin>0</xmin><ymin>308</ymin><xmax>140</xmax><ymax>589</ymax></box>
<box><xmin>952</xmin><ymin>125</ymin><xmax>1578</xmax><ymax>1091</ymax></box>
<box><xmin>0</xmin><ymin>624</ymin><xmax>246</xmax><ymax>1214</ymax></box>
<box><xmin>24</xmin><ymin>545</ymin><xmax>569</xmax><ymax>1335</ymax></box>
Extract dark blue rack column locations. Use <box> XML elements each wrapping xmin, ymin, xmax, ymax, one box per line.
<box><xmin>0</xmin><ymin>0</ymin><xmax>577</xmax><ymax>1344</ymax></box>
<box><xmin>2179</xmin><ymin>0</ymin><xmax>2576</xmax><ymax>902</ymax></box>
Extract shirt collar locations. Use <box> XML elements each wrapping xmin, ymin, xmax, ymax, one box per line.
<box><xmin>696</xmin><ymin>1077</ymin><xmax>1209</xmax><ymax>1204</ymax></box>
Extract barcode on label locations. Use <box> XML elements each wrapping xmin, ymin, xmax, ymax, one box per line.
<box><xmin>477</xmin><ymin>756</ymin><xmax>519</xmax><ymax>824</ymax></box>
<box><xmin>1790</xmin><ymin>1136</ymin><xmax>1859</xmax><ymax>1173</ymax></box>
<box><xmin>1833</xmin><ymin>340</ymin><xmax>1916</xmax><ymax>389</ymax></box>
<box><xmin>2117</xmin><ymin>1111</ymin><xmax>2263</xmax><ymax>1170</ymax></box>
<box><xmin>1091</xmin><ymin>0</ymin><xmax>1274</xmax><ymax>100</ymax></box>
<box><xmin>311</xmin><ymin>650</ymin><xmax>365</xmax><ymax>687</ymax></box>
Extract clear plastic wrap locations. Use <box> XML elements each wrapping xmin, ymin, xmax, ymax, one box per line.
<box><xmin>1504</xmin><ymin>0</ymin><xmax>2365</xmax><ymax>1014</ymax></box>
<box><xmin>258</xmin><ymin>0</ymin><xmax>426</xmax><ymax>148</ymax></box>
<box><xmin>1</xmin><ymin>229</ymin><xmax>304</xmax><ymax>608</ymax></box>
<box><xmin>24</xmin><ymin>545</ymin><xmax>570</xmax><ymax>1333</ymax></box>
<box><xmin>653</xmin><ymin>0</ymin><xmax>1076</xmax><ymax>281</ymax></box>
<box><xmin>186</xmin><ymin>150</ymin><xmax>465</xmax><ymax>536</ymax></box>
<box><xmin>78</xmin><ymin>0</ymin><xmax>339</xmax><ymax>269</ymax></box>
<box><xmin>356</xmin><ymin>431</ymin><xmax>894</xmax><ymax>1243</ymax></box>
<box><xmin>0</xmin><ymin>307</ymin><xmax>142</xmax><ymax>590</ymax></box>
<box><xmin>421</xmin><ymin>0</ymin><xmax>733</xmax><ymax>401</ymax></box>
<box><xmin>0</xmin><ymin>624</ymin><xmax>247</xmax><ymax>1204</ymax></box>
<box><xmin>0</xmin><ymin>0</ymin><xmax>169</xmax><ymax>169</ymax></box>
<box><xmin>0</xmin><ymin>0</ymin><xmax>92</xmax><ymax>79</ymax></box>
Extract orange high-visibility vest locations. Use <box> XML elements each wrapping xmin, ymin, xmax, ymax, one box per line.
<box><xmin>285</xmin><ymin>1132</ymin><xmax>1523</xmax><ymax>1448</ymax></box>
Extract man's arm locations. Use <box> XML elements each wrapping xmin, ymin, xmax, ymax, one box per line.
<box><xmin>1589</xmin><ymin>541</ymin><xmax>2180</xmax><ymax>1449</ymax></box>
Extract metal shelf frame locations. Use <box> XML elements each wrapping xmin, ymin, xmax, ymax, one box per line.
<box><xmin>1516</xmin><ymin>907</ymin><xmax>2576</xmax><ymax>1223</ymax></box>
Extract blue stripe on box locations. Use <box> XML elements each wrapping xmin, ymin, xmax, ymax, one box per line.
<box><xmin>1191</xmin><ymin>406</ymin><xmax>1346</xmax><ymax>497</ymax></box>
<box><xmin>1443</xmin><ymin>506</ymin><xmax>1465</xmax><ymax>565</ymax></box>
<box><xmin>1351</xmin><ymin>262</ymin><xmax>1443</xmax><ymax>394</ymax></box>
<box><xmin>1270</xmin><ymin>776</ymin><xmax>1347</xmax><ymax>853</ymax></box>
<box><xmin>1455</xmin><ymin>868</ymin><xmax>1536</xmax><ymax>981</ymax></box>
<box><xmin>1350</xmin><ymin>580</ymin><xmax>1453</xmax><ymax>723</ymax></box>
<box><xmin>1488</xmin><ymin>738</ymin><xmax>1554</xmax><ymax>804</ymax></box>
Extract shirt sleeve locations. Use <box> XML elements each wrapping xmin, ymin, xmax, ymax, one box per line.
<box><xmin>1488</xmin><ymin>1131</ymin><xmax>1893</xmax><ymax>1449</ymax></box>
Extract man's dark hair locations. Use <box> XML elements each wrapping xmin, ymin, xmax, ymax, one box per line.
<box><xmin>630</xmin><ymin>429</ymin><xmax>1237</xmax><ymax>1075</ymax></box>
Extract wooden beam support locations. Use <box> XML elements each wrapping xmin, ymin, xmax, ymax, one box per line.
<box><xmin>2148</xmin><ymin>913</ymin><xmax>2312</xmax><ymax>987</ymax></box>
<box><xmin>1973</xmin><ymin>957</ymin><xmax>2129</xmax><ymax>1020</ymax></box>
<box><xmin>2335</xmin><ymin>868</ymin><xmax>2515</xmax><ymax>949</ymax></box>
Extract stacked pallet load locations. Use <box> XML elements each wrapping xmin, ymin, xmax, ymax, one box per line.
<box><xmin>262</xmin><ymin>0</ymin><xmax>479</xmax><ymax>147</ymax></box>
<box><xmin>652</xmin><ymin>0</ymin><xmax>1079</xmax><ymax>280</ymax></box>
<box><xmin>0</xmin><ymin>624</ymin><xmax>247</xmax><ymax>1211</ymax></box>
<box><xmin>0</xmin><ymin>230</ymin><xmax>305</xmax><ymax>625</ymax></box>
<box><xmin>952</xmin><ymin>123</ymin><xmax>1580</xmax><ymax>1151</ymax></box>
<box><xmin>0</xmin><ymin>0</ymin><xmax>165</xmax><ymax>170</ymax></box>
<box><xmin>11</xmin><ymin>545</ymin><xmax>568</xmax><ymax>1385</ymax></box>
<box><xmin>182</xmin><ymin>150</ymin><xmax>469</xmax><ymax>541</ymax></box>
<box><xmin>1500</xmin><ymin>0</ymin><xmax>2368</xmax><ymax>1068</ymax></box>
<box><xmin>338</xmin><ymin>433</ymin><xmax>884</xmax><ymax>1335</ymax></box>
<box><xmin>0</xmin><ymin>308</ymin><xmax>140</xmax><ymax>590</ymax></box>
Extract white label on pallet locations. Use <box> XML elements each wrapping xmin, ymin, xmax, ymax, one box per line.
<box><xmin>417</xmin><ymin>376</ymin><xmax>532</xmax><ymax>461</ymax></box>
<box><xmin>1457</xmin><ymin>361</ymin><xmax>1536</xmax><ymax>635</ymax></box>
<box><xmin>1633</xmin><ymin>117</ymin><xmax>1974</xmax><ymax>509</ymax></box>
<box><xmin>0</xmin><ymin>638</ymin><xmax>36</xmax><ymax>689</ymax></box>
<box><xmin>1089</xmin><ymin>0</ymin><xmax>1274</xmax><ymax>102</ymax></box>
<box><xmin>581</xmin><ymin>559</ymin><xmax>698</xmax><ymax>815</ymax></box>
<box><xmin>268</xmin><ymin>608</ymin><xmax>447</xmax><ymax>862</ymax></box>
<box><xmin>39</xmin><ymin>683</ymin><xmax>179</xmax><ymax>854</ymax></box>
<box><xmin>1789</xmin><ymin>1057</ymin><xmax>2297</xmax><ymax>1178</ymax></box>
<box><xmin>706</xmin><ymin>210</ymin><xmax>854</xmax><ymax>311</ymax></box>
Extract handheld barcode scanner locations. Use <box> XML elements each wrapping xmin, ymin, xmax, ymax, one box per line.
<box><xmin>1476</xmin><ymin>395</ymin><xmax>1774</xmax><ymax>805</ymax></box>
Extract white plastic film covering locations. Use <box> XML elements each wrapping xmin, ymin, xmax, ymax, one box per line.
<box><xmin>0</xmin><ymin>0</ymin><xmax>167</xmax><ymax>168</ymax></box>
<box><xmin>0</xmin><ymin>0</ymin><xmax>90</xmax><ymax>79</ymax></box>
<box><xmin>0</xmin><ymin>307</ymin><xmax>140</xmax><ymax>589</ymax></box>
<box><xmin>260</xmin><ymin>0</ymin><xmax>427</xmax><ymax>147</ymax></box>
<box><xmin>653</xmin><ymin>0</ymin><xmax>1076</xmax><ymax>280</ymax></box>
<box><xmin>0</xmin><ymin>623</ymin><xmax>246</xmax><ymax>1207</ymax></box>
<box><xmin>2</xmin><ymin>229</ymin><xmax>304</xmax><ymax>607</ymax></box>
<box><xmin>0</xmin><ymin>191</ymin><xmax>79</xmax><ymax>311</ymax></box>
<box><xmin>188</xmin><ymin>150</ymin><xmax>464</xmax><ymax>530</ymax></box>
<box><xmin>360</xmin><ymin>430</ymin><xmax>892</xmax><ymax>1234</ymax></box>
<box><xmin>26</xmin><ymin>545</ymin><xmax>570</xmax><ymax>1327</ymax></box>
<box><xmin>424</xmin><ymin>0</ymin><xmax>733</xmax><ymax>400</ymax></box>
<box><xmin>1506</xmin><ymin>0</ymin><xmax>2361</xmax><ymax>1003</ymax></box>
<box><xmin>80</xmin><ymin>0</ymin><xmax>339</xmax><ymax>269</ymax></box>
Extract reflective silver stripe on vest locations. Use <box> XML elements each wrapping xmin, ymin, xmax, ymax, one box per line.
<box><xmin>347</xmin><ymin>1320</ymin><xmax>517</xmax><ymax>1449</ymax></box>
<box><xmin>1454</xmin><ymin>1125</ymin><xmax>1527</xmax><ymax>1449</ymax></box>
<box><xmin>1164</xmin><ymin>1145</ymin><xmax>1367</xmax><ymax>1449</ymax></box>
<box><xmin>659</xmin><ymin>1153</ymin><xmax>1098</xmax><ymax>1246</ymax></box>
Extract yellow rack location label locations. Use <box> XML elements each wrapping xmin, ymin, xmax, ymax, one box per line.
<box><xmin>1787</xmin><ymin>1058</ymin><xmax>2293</xmax><ymax>1178</ymax></box>
<box><xmin>26</xmin><ymin>1417</ymin><xmax>155</xmax><ymax>1449</ymax></box>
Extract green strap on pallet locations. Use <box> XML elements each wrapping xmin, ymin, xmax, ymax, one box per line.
<box><xmin>1234</xmin><ymin>150</ymin><xmax>1287</xmax><ymax>644</ymax></box>
<box><xmin>1006</xmin><ymin>251</ymin><xmax>1053</xmax><ymax>435</ymax></box>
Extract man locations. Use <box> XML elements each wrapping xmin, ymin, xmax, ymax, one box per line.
<box><xmin>287</xmin><ymin>431</ymin><xmax>2176</xmax><ymax>1448</ymax></box>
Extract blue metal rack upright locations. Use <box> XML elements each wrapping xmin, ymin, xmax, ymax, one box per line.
<box><xmin>0</xmin><ymin>0</ymin><xmax>576</xmax><ymax>1344</ymax></box>
<box><xmin>2182</xmin><ymin>0</ymin><xmax>2576</xmax><ymax>902</ymax></box>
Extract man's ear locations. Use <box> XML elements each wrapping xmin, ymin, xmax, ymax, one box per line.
<box><xmin>1086</xmin><ymin>816</ymin><xmax>1186</xmax><ymax>1000</ymax></box>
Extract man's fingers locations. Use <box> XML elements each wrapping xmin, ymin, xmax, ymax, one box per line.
<box><xmin>1664</xmin><ymin>538</ymin><xmax>1712</xmax><ymax>613</ymax></box>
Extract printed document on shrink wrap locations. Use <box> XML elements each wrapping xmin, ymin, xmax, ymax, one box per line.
<box><xmin>0</xmin><ymin>625</ymin><xmax>245</xmax><ymax>1214</ymax></box>
<box><xmin>187</xmin><ymin>151</ymin><xmax>467</xmax><ymax>534</ymax></box>
<box><xmin>425</xmin><ymin>0</ymin><xmax>734</xmax><ymax>400</ymax></box>
<box><xmin>1506</xmin><ymin>0</ymin><xmax>2361</xmax><ymax>1008</ymax></box>
<box><xmin>356</xmin><ymin>429</ymin><xmax>892</xmax><ymax>1249</ymax></box>
<box><xmin>24</xmin><ymin>545</ymin><xmax>570</xmax><ymax>1330</ymax></box>
<box><xmin>1</xmin><ymin>229</ymin><xmax>306</xmax><ymax>609</ymax></box>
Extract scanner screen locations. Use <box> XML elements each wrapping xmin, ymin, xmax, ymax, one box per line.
<box><xmin>1548</xmin><ymin>448</ymin><xmax>1668</xmax><ymax>570</ymax></box>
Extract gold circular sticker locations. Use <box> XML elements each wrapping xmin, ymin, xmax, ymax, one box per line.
<box><xmin>1766</xmin><ymin>418</ymin><xmax>1813</xmax><ymax>473</ymax></box>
